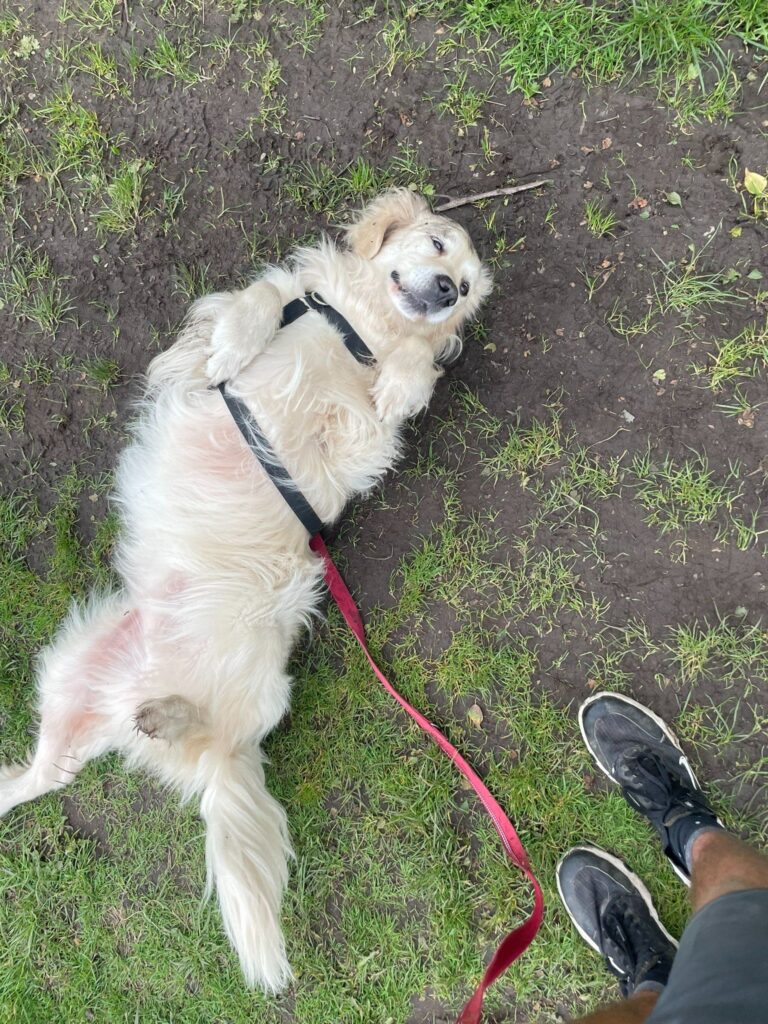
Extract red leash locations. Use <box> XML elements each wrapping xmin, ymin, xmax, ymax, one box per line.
<box><xmin>310</xmin><ymin>534</ymin><xmax>544</xmax><ymax>1023</ymax></box>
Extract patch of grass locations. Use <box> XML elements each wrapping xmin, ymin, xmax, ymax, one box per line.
<box><xmin>655</xmin><ymin>247</ymin><xmax>745</xmax><ymax>324</ymax></box>
<box><xmin>461</xmin><ymin>0</ymin><xmax>765</xmax><ymax>107</ymax></box>
<box><xmin>174</xmin><ymin>261</ymin><xmax>214</xmax><ymax>302</ymax></box>
<box><xmin>630</xmin><ymin>447</ymin><xmax>741</xmax><ymax>533</ymax></box>
<box><xmin>438</xmin><ymin>70</ymin><xmax>491</xmax><ymax>130</ymax></box>
<box><xmin>78</xmin><ymin>356</ymin><xmax>121</xmax><ymax>392</ymax></box>
<box><xmin>140</xmin><ymin>32</ymin><xmax>205</xmax><ymax>85</ymax></box>
<box><xmin>0</xmin><ymin>245</ymin><xmax>75</xmax><ymax>336</ymax></box>
<box><xmin>368</xmin><ymin>15</ymin><xmax>429</xmax><ymax>78</ymax></box>
<box><xmin>483</xmin><ymin>409</ymin><xmax>569</xmax><ymax>484</ymax></box>
<box><xmin>608</xmin><ymin>241</ymin><xmax>745</xmax><ymax>338</ymax></box>
<box><xmin>693</xmin><ymin>318</ymin><xmax>768</xmax><ymax>390</ymax></box>
<box><xmin>58</xmin><ymin>0</ymin><xmax>119</xmax><ymax>32</ymax></box>
<box><xmin>536</xmin><ymin>447</ymin><xmax>624</xmax><ymax>531</ymax></box>
<box><xmin>34</xmin><ymin>88</ymin><xmax>107</xmax><ymax>178</ymax></box>
<box><xmin>281</xmin><ymin>147</ymin><xmax>433</xmax><ymax>217</ymax></box>
<box><xmin>94</xmin><ymin>158</ymin><xmax>151</xmax><ymax>236</ymax></box>
<box><xmin>55</xmin><ymin>40</ymin><xmax>128</xmax><ymax>98</ymax></box>
<box><xmin>583</xmin><ymin>198</ymin><xmax>618</xmax><ymax>238</ymax></box>
<box><xmin>664</xmin><ymin>616</ymin><xmax>768</xmax><ymax>685</ymax></box>
<box><xmin>0</xmin><ymin>362</ymin><xmax>24</xmax><ymax>433</ymax></box>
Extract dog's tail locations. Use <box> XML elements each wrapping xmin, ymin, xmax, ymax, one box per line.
<box><xmin>198</xmin><ymin>745</ymin><xmax>293</xmax><ymax>991</ymax></box>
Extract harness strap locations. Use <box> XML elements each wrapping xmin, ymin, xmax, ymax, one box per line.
<box><xmin>217</xmin><ymin>293</ymin><xmax>373</xmax><ymax>535</ymax></box>
<box><xmin>281</xmin><ymin>292</ymin><xmax>375</xmax><ymax>365</ymax></box>
<box><xmin>217</xmin><ymin>383</ymin><xmax>324</xmax><ymax>536</ymax></box>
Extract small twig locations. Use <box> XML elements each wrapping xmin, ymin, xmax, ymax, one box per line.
<box><xmin>434</xmin><ymin>180</ymin><xmax>553</xmax><ymax>213</ymax></box>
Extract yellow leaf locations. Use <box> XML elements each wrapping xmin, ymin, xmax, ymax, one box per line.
<box><xmin>744</xmin><ymin>168</ymin><xmax>767</xmax><ymax>197</ymax></box>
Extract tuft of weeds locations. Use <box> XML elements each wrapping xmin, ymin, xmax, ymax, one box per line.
<box><xmin>0</xmin><ymin>245</ymin><xmax>74</xmax><ymax>336</ymax></box>
<box><xmin>58</xmin><ymin>0</ymin><xmax>120</xmax><ymax>31</ymax></box>
<box><xmin>437</xmin><ymin>71</ymin><xmax>491</xmax><ymax>130</ymax></box>
<box><xmin>281</xmin><ymin>148</ymin><xmax>433</xmax><ymax>218</ymax></box>
<box><xmin>54</xmin><ymin>41</ymin><xmax>128</xmax><ymax>99</ymax></box>
<box><xmin>655</xmin><ymin>246</ymin><xmax>745</xmax><ymax>324</ymax></box>
<box><xmin>78</xmin><ymin>356</ymin><xmax>121</xmax><ymax>392</ymax></box>
<box><xmin>583</xmin><ymin>198</ymin><xmax>618</xmax><ymax>238</ymax></box>
<box><xmin>174</xmin><ymin>261</ymin><xmax>214</xmax><ymax>302</ymax></box>
<box><xmin>664</xmin><ymin>617</ymin><xmax>768</xmax><ymax>685</ymax></box>
<box><xmin>483</xmin><ymin>410</ymin><xmax>569</xmax><ymax>484</ymax></box>
<box><xmin>140</xmin><ymin>33</ymin><xmax>205</xmax><ymax>85</ymax></box>
<box><xmin>536</xmin><ymin>447</ymin><xmax>624</xmax><ymax>529</ymax></box>
<box><xmin>608</xmin><ymin>240</ymin><xmax>745</xmax><ymax>338</ymax></box>
<box><xmin>368</xmin><ymin>15</ymin><xmax>428</xmax><ymax>79</ymax></box>
<box><xmin>630</xmin><ymin>448</ymin><xmax>741</xmax><ymax>534</ymax></box>
<box><xmin>692</xmin><ymin>319</ymin><xmax>768</xmax><ymax>390</ymax></box>
<box><xmin>34</xmin><ymin>88</ymin><xmax>107</xmax><ymax>178</ymax></box>
<box><xmin>94</xmin><ymin>158</ymin><xmax>151</xmax><ymax>236</ymax></box>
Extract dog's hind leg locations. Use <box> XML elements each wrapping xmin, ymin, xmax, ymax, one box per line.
<box><xmin>0</xmin><ymin>594</ymin><xmax>140</xmax><ymax>818</ymax></box>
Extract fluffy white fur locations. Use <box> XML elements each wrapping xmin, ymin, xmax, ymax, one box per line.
<box><xmin>0</xmin><ymin>189</ymin><xmax>491</xmax><ymax>990</ymax></box>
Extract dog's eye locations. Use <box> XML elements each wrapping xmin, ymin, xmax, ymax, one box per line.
<box><xmin>432</xmin><ymin>237</ymin><xmax>444</xmax><ymax>253</ymax></box>
<box><xmin>459</xmin><ymin>281</ymin><xmax>470</xmax><ymax>297</ymax></box>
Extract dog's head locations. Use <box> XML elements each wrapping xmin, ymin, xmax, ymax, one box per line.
<box><xmin>346</xmin><ymin>189</ymin><xmax>492</xmax><ymax>340</ymax></box>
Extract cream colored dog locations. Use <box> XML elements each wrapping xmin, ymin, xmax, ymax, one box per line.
<box><xmin>0</xmin><ymin>189</ymin><xmax>491</xmax><ymax>990</ymax></box>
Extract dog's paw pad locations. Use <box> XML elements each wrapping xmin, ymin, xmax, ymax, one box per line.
<box><xmin>134</xmin><ymin>700</ymin><xmax>167</xmax><ymax>740</ymax></box>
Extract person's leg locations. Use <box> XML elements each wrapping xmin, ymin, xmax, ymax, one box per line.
<box><xmin>689</xmin><ymin>828</ymin><xmax>768</xmax><ymax>911</ymax></box>
<box><xmin>565</xmin><ymin>691</ymin><xmax>768</xmax><ymax>1024</ymax></box>
<box><xmin>572</xmin><ymin>990</ymin><xmax>658</xmax><ymax>1024</ymax></box>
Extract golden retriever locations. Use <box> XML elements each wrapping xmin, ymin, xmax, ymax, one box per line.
<box><xmin>0</xmin><ymin>189</ymin><xmax>491</xmax><ymax>989</ymax></box>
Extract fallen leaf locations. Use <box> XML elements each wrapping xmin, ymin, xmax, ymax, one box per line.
<box><xmin>621</xmin><ymin>409</ymin><xmax>635</xmax><ymax>423</ymax></box>
<box><xmin>665</xmin><ymin>191</ymin><xmax>682</xmax><ymax>206</ymax></box>
<box><xmin>542</xmin><ymin>76</ymin><xmax>552</xmax><ymax>88</ymax></box>
<box><xmin>738</xmin><ymin>409</ymin><xmax>755</xmax><ymax>428</ymax></box>
<box><xmin>467</xmin><ymin>704</ymin><xmax>484</xmax><ymax>728</ymax></box>
<box><xmin>628</xmin><ymin>196</ymin><xmax>648</xmax><ymax>210</ymax></box>
<box><xmin>580</xmin><ymin>146</ymin><xmax>594</xmax><ymax>155</ymax></box>
<box><xmin>600</xmin><ymin>137</ymin><xmax>613</xmax><ymax>150</ymax></box>
<box><xmin>744</xmin><ymin>168</ymin><xmax>767</xmax><ymax>197</ymax></box>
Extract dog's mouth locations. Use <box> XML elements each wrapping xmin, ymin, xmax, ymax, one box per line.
<box><xmin>389</xmin><ymin>271</ymin><xmax>428</xmax><ymax>320</ymax></box>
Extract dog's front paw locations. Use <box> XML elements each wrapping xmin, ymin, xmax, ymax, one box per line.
<box><xmin>205</xmin><ymin>283</ymin><xmax>283</xmax><ymax>385</ymax></box>
<box><xmin>372</xmin><ymin>344</ymin><xmax>442</xmax><ymax>423</ymax></box>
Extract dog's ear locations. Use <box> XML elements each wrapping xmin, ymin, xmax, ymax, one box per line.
<box><xmin>346</xmin><ymin>188</ymin><xmax>429</xmax><ymax>259</ymax></box>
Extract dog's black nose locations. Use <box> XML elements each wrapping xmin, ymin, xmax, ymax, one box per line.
<box><xmin>434</xmin><ymin>274</ymin><xmax>457</xmax><ymax>307</ymax></box>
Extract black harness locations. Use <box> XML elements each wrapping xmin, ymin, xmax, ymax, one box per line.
<box><xmin>218</xmin><ymin>293</ymin><xmax>375</xmax><ymax>537</ymax></box>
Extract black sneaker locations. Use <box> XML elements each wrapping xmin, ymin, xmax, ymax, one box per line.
<box><xmin>580</xmin><ymin>691</ymin><xmax>722</xmax><ymax>884</ymax></box>
<box><xmin>557</xmin><ymin>846</ymin><xmax>678</xmax><ymax>997</ymax></box>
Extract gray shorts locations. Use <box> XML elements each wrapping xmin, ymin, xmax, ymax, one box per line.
<box><xmin>646</xmin><ymin>889</ymin><xmax>768</xmax><ymax>1024</ymax></box>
